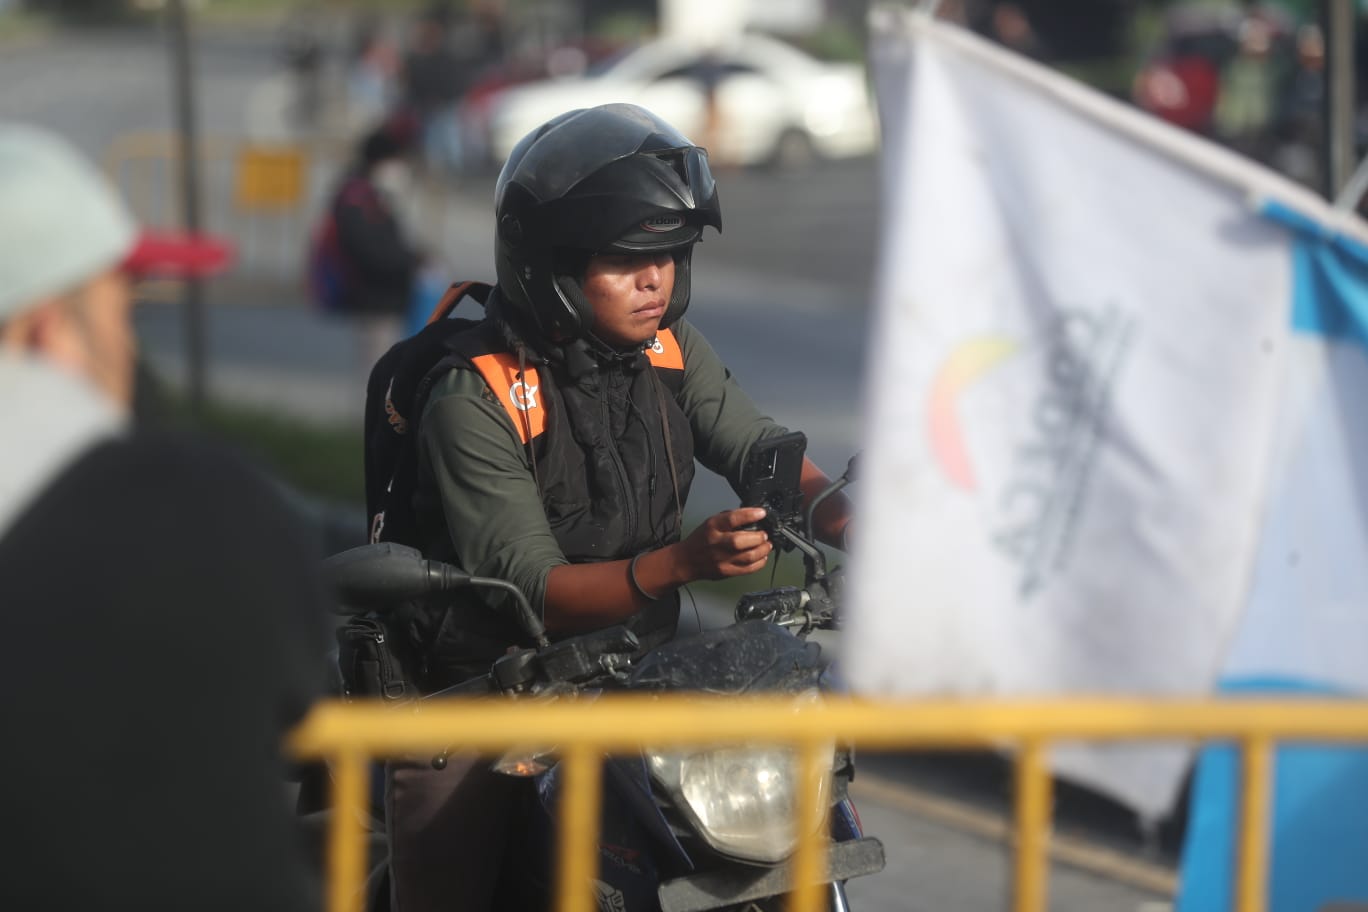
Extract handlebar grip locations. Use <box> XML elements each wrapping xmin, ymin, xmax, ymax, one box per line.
<box><xmin>735</xmin><ymin>587</ymin><xmax>809</xmax><ymax>624</ymax></box>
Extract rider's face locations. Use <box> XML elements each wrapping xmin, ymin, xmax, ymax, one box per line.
<box><xmin>583</xmin><ymin>251</ymin><xmax>675</xmax><ymax>348</ymax></box>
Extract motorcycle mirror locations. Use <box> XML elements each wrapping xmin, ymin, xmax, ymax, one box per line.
<box><xmin>842</xmin><ymin>453</ymin><xmax>860</xmax><ymax>484</ymax></box>
<box><xmin>323</xmin><ymin>544</ymin><xmax>550</xmax><ymax>647</ymax></box>
<box><xmin>802</xmin><ymin>453</ymin><xmax>859</xmax><ymax>554</ymax></box>
<box><xmin>324</xmin><ymin>543</ymin><xmax>451</xmax><ymax>610</ymax></box>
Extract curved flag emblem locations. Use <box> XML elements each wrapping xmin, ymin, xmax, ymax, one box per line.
<box><xmin>927</xmin><ymin>336</ymin><xmax>1018</xmax><ymax>491</ymax></box>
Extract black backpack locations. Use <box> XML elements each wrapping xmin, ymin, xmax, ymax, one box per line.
<box><xmin>363</xmin><ymin>280</ymin><xmax>492</xmax><ymax>547</ymax></box>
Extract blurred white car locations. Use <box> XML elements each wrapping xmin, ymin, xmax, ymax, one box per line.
<box><xmin>486</xmin><ymin>33</ymin><xmax>879</xmax><ymax>168</ymax></box>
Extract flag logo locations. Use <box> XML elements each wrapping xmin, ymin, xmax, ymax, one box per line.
<box><xmin>927</xmin><ymin>336</ymin><xmax>1018</xmax><ymax>491</ymax></box>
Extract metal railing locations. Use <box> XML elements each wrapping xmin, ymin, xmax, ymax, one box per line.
<box><xmin>104</xmin><ymin>130</ymin><xmax>464</xmax><ymax>290</ymax></box>
<box><xmin>287</xmin><ymin>694</ymin><xmax>1368</xmax><ymax>912</ymax></box>
<box><xmin>105</xmin><ymin>131</ymin><xmax>339</xmax><ymax>283</ymax></box>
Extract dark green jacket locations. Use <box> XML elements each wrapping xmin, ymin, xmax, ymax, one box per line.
<box><xmin>413</xmin><ymin>317</ymin><xmax>786</xmax><ymax>685</ymax></box>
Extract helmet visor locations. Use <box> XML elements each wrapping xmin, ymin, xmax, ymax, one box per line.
<box><xmin>604</xmin><ymin>215</ymin><xmax>703</xmax><ymax>253</ymax></box>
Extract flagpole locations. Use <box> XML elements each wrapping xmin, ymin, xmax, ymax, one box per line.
<box><xmin>167</xmin><ymin>0</ymin><xmax>207</xmax><ymax>414</ymax></box>
<box><xmin>1334</xmin><ymin>152</ymin><xmax>1368</xmax><ymax>211</ymax></box>
<box><xmin>1323</xmin><ymin>0</ymin><xmax>1357</xmax><ymax>203</ymax></box>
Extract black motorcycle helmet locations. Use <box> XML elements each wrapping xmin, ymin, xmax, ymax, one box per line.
<box><xmin>494</xmin><ymin>103</ymin><xmax>723</xmax><ymax>345</ymax></box>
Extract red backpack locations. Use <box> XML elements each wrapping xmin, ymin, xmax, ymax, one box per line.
<box><xmin>306</xmin><ymin>208</ymin><xmax>349</xmax><ymax>314</ymax></box>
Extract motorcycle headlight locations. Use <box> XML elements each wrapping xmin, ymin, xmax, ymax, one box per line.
<box><xmin>647</xmin><ymin>746</ymin><xmax>832</xmax><ymax>864</ymax></box>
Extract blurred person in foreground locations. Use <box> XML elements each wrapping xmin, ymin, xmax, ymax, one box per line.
<box><xmin>0</xmin><ymin>123</ymin><xmax>328</xmax><ymax>911</ymax></box>
<box><xmin>383</xmin><ymin>103</ymin><xmax>854</xmax><ymax>911</ymax></box>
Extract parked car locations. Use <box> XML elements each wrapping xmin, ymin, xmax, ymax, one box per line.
<box><xmin>485</xmin><ymin>32</ymin><xmax>879</xmax><ymax>169</ymax></box>
<box><xmin>457</xmin><ymin>38</ymin><xmax>624</xmax><ymax>172</ymax></box>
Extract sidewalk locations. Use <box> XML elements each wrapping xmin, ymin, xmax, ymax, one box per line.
<box><xmin>136</xmin><ymin>287</ymin><xmax>369</xmax><ymax>426</ymax></box>
<box><xmin>133</xmin><ymin>175</ymin><xmax>500</xmax><ymax>426</ymax></box>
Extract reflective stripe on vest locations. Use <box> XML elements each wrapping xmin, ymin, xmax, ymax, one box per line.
<box><xmin>644</xmin><ymin>328</ymin><xmax>683</xmax><ymax>370</ymax></box>
<box><xmin>469</xmin><ymin>354</ymin><xmax>547</xmax><ymax>444</ymax></box>
<box><xmin>469</xmin><ymin>329</ymin><xmax>682</xmax><ymax>444</ymax></box>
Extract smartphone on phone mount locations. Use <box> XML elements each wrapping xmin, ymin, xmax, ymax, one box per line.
<box><xmin>739</xmin><ymin>431</ymin><xmax>807</xmax><ymax>544</ymax></box>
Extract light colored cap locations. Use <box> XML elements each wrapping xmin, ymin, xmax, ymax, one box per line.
<box><xmin>0</xmin><ymin>123</ymin><xmax>233</xmax><ymax>322</ymax></box>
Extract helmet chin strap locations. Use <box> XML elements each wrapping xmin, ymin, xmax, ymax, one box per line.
<box><xmin>551</xmin><ymin>273</ymin><xmax>638</xmax><ymax>357</ymax></box>
<box><xmin>662</xmin><ymin>246</ymin><xmax>692</xmax><ymax>328</ymax></box>
<box><xmin>552</xmin><ymin>272</ymin><xmax>595</xmax><ymax>339</ymax></box>
<box><xmin>554</xmin><ymin>245</ymin><xmax>695</xmax><ymax>338</ymax></box>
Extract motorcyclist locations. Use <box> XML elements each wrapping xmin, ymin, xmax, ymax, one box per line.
<box><xmin>386</xmin><ymin>102</ymin><xmax>853</xmax><ymax>911</ymax></box>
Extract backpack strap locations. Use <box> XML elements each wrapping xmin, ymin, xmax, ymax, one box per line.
<box><xmin>425</xmin><ymin>280</ymin><xmax>493</xmax><ymax>327</ymax></box>
<box><xmin>364</xmin><ymin>284</ymin><xmax>491</xmax><ymax>546</ymax></box>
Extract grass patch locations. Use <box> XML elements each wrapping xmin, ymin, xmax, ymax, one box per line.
<box><xmin>194</xmin><ymin>0</ymin><xmax>433</xmax><ymax>24</ymax></box>
<box><xmin>194</xmin><ymin>399</ymin><xmax>363</xmax><ymax>505</ymax></box>
<box><xmin>147</xmin><ymin>373</ymin><xmax>363</xmax><ymax>506</ymax></box>
<box><xmin>0</xmin><ymin>10</ymin><xmax>53</xmax><ymax>42</ymax></box>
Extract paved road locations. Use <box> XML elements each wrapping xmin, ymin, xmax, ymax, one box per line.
<box><xmin>4</xmin><ymin>19</ymin><xmax>1179</xmax><ymax>911</ymax></box>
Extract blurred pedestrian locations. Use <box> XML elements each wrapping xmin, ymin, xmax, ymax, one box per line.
<box><xmin>0</xmin><ymin>123</ymin><xmax>329</xmax><ymax>910</ymax></box>
<box><xmin>446</xmin><ymin>0</ymin><xmax>507</xmax><ymax>170</ymax></box>
<box><xmin>346</xmin><ymin>13</ymin><xmax>401</xmax><ymax>133</ymax></box>
<box><xmin>401</xmin><ymin>8</ymin><xmax>463</xmax><ymax>175</ymax></box>
<box><xmin>934</xmin><ymin>0</ymin><xmax>969</xmax><ymax>25</ymax></box>
<box><xmin>1214</xmin><ymin>14</ymin><xmax>1282</xmax><ymax>162</ymax></box>
<box><xmin>1133</xmin><ymin>46</ymin><xmax>1222</xmax><ymax>136</ymax></box>
<box><xmin>314</xmin><ymin>114</ymin><xmax>425</xmax><ymax>385</ymax></box>
<box><xmin>988</xmin><ymin>2</ymin><xmax>1046</xmax><ymax>60</ymax></box>
<box><xmin>280</xmin><ymin>5</ymin><xmax>326</xmax><ymax>130</ymax></box>
<box><xmin>1271</xmin><ymin>23</ymin><xmax>1326</xmax><ymax>189</ymax></box>
<box><xmin>694</xmin><ymin>50</ymin><xmax>728</xmax><ymax>166</ymax></box>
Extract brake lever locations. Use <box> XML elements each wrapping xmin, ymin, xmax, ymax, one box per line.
<box><xmin>805</xmin><ymin>567</ymin><xmax>845</xmax><ymax>631</ymax></box>
<box><xmin>769</xmin><ymin>521</ymin><xmax>828</xmax><ymax>583</ymax></box>
<box><xmin>736</xmin><ymin>586</ymin><xmax>809</xmax><ymax>627</ymax></box>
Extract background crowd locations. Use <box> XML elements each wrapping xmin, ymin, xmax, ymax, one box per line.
<box><xmin>251</xmin><ymin>0</ymin><xmax>1361</xmax><ymax>199</ymax></box>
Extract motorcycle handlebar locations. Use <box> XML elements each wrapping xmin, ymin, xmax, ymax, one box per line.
<box><xmin>735</xmin><ymin>587</ymin><xmax>810</xmax><ymax>626</ymax></box>
<box><xmin>324</xmin><ymin>543</ymin><xmax>549</xmax><ymax>647</ymax></box>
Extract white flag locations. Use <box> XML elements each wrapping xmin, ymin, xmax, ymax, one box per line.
<box><xmin>846</xmin><ymin>11</ymin><xmax>1368</xmax><ymax>817</ymax></box>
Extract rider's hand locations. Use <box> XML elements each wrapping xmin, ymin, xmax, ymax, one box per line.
<box><xmin>676</xmin><ymin>508</ymin><xmax>773</xmax><ymax>581</ymax></box>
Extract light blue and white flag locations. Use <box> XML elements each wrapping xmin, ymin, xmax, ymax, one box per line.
<box><xmin>849</xmin><ymin>9</ymin><xmax>1368</xmax><ymax>862</ymax></box>
<box><xmin>1176</xmin><ymin>205</ymin><xmax>1368</xmax><ymax>911</ymax></box>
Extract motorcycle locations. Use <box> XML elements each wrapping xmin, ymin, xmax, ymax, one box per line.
<box><xmin>322</xmin><ymin>457</ymin><xmax>883</xmax><ymax>911</ymax></box>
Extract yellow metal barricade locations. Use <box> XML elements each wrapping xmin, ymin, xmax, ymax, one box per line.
<box><xmin>288</xmin><ymin>695</ymin><xmax>1368</xmax><ymax>912</ymax></box>
<box><xmin>105</xmin><ymin>131</ymin><xmax>331</xmax><ymax>285</ymax></box>
<box><xmin>105</xmin><ymin>130</ymin><xmax>463</xmax><ymax>284</ymax></box>
<box><xmin>105</xmin><ymin>132</ymin><xmax>243</xmax><ymax>226</ymax></box>
<box><xmin>235</xmin><ymin>145</ymin><xmax>308</xmax><ymax>210</ymax></box>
